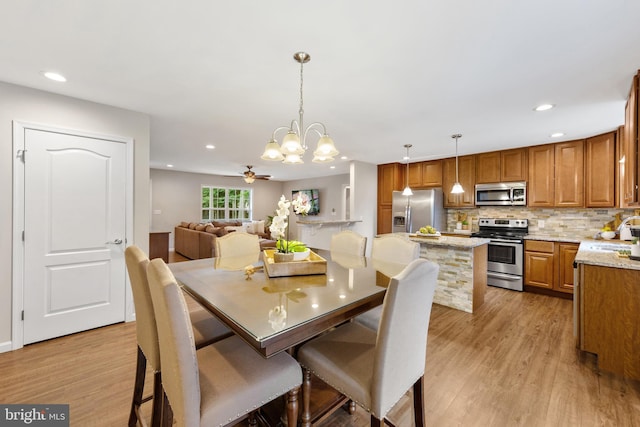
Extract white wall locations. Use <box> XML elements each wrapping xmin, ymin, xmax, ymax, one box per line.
<box><xmin>350</xmin><ymin>161</ymin><xmax>378</xmax><ymax>256</ymax></box>
<box><xmin>150</xmin><ymin>168</ymin><xmax>285</xmax><ymax>247</ymax></box>
<box><xmin>0</xmin><ymin>81</ymin><xmax>150</xmax><ymax>346</ymax></box>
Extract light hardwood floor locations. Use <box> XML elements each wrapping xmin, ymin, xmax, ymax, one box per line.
<box><xmin>1</xmin><ymin>253</ymin><xmax>639</xmax><ymax>426</ymax></box>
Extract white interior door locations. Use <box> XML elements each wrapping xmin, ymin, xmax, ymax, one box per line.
<box><xmin>22</xmin><ymin>128</ymin><xmax>127</xmax><ymax>344</ymax></box>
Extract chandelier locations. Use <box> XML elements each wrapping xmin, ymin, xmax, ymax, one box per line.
<box><xmin>261</xmin><ymin>52</ymin><xmax>339</xmax><ymax>164</ymax></box>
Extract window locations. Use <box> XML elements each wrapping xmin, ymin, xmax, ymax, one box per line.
<box><xmin>201</xmin><ymin>186</ymin><xmax>252</xmax><ymax>222</ymax></box>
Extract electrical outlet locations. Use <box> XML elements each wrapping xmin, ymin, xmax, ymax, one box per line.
<box><xmin>538</xmin><ymin>220</ymin><xmax>545</xmax><ymax>228</ymax></box>
<box><xmin>153</xmin><ymin>209</ymin><xmax>162</xmax><ymax>215</ymax></box>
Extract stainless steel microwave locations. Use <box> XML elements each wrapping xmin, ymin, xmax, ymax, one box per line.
<box><xmin>475</xmin><ymin>182</ymin><xmax>526</xmax><ymax>206</ymax></box>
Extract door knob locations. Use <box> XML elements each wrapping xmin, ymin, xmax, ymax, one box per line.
<box><xmin>106</xmin><ymin>239</ymin><xmax>123</xmax><ymax>245</ymax></box>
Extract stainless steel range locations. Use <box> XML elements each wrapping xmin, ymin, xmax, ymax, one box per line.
<box><xmin>471</xmin><ymin>218</ymin><xmax>528</xmax><ymax>291</ymax></box>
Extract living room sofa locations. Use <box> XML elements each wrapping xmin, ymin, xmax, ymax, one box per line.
<box><xmin>174</xmin><ymin>221</ymin><xmax>276</xmax><ymax>260</ymax></box>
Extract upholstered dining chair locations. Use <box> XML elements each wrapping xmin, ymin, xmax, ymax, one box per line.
<box><xmin>125</xmin><ymin>245</ymin><xmax>233</xmax><ymax>427</ymax></box>
<box><xmin>297</xmin><ymin>258</ymin><xmax>439</xmax><ymax>427</ymax></box>
<box><xmin>215</xmin><ymin>231</ymin><xmax>261</xmax><ymax>258</ymax></box>
<box><xmin>330</xmin><ymin>230</ymin><xmax>367</xmax><ymax>256</ymax></box>
<box><xmin>146</xmin><ymin>258</ymin><xmax>302</xmax><ymax>427</ymax></box>
<box><xmin>354</xmin><ymin>234</ymin><xmax>420</xmax><ymax>330</ymax></box>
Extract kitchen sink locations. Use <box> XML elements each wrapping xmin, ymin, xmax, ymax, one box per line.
<box><xmin>581</xmin><ymin>242</ymin><xmax>632</xmax><ymax>252</ymax></box>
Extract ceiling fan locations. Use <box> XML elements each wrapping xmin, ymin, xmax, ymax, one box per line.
<box><xmin>229</xmin><ymin>165</ymin><xmax>271</xmax><ymax>183</ymax></box>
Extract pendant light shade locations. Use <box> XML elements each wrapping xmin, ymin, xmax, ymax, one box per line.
<box><xmin>450</xmin><ymin>134</ymin><xmax>464</xmax><ymax>194</ymax></box>
<box><xmin>402</xmin><ymin>144</ymin><xmax>413</xmax><ymax>196</ymax></box>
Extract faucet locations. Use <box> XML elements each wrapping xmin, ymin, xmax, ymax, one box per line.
<box><xmin>617</xmin><ymin>216</ymin><xmax>640</xmax><ymax>231</ymax></box>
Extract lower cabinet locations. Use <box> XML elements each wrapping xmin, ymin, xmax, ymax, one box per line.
<box><xmin>524</xmin><ymin>240</ymin><xmax>578</xmax><ymax>295</ymax></box>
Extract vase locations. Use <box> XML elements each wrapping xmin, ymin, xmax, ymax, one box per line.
<box><xmin>631</xmin><ymin>244</ymin><xmax>640</xmax><ymax>257</ymax></box>
<box><xmin>274</xmin><ymin>252</ymin><xmax>294</xmax><ymax>263</ymax></box>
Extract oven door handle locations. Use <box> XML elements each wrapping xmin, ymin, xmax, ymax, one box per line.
<box><xmin>489</xmin><ymin>239</ymin><xmax>523</xmax><ymax>245</ymax></box>
<box><xmin>487</xmin><ymin>271</ymin><xmax>522</xmax><ymax>281</ymax></box>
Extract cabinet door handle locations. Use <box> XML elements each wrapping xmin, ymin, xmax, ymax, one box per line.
<box><xmin>106</xmin><ymin>238</ymin><xmax>123</xmax><ymax>245</ymax></box>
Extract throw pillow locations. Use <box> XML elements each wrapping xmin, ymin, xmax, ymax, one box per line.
<box><xmin>254</xmin><ymin>220</ymin><xmax>265</xmax><ymax>234</ymax></box>
<box><xmin>195</xmin><ymin>224</ymin><xmax>207</xmax><ymax>231</ymax></box>
<box><xmin>180</xmin><ymin>221</ymin><xmax>190</xmax><ymax>228</ymax></box>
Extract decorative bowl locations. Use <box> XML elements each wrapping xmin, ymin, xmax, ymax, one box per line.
<box><xmin>292</xmin><ymin>248</ymin><xmax>311</xmax><ymax>261</ymax></box>
<box><xmin>601</xmin><ymin>231</ymin><xmax>616</xmax><ymax>240</ymax></box>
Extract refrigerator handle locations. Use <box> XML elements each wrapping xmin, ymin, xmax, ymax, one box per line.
<box><xmin>405</xmin><ymin>203</ymin><xmax>411</xmax><ymax>233</ymax></box>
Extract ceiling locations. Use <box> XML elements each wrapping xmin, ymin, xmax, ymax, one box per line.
<box><xmin>2</xmin><ymin>1</ymin><xmax>640</xmax><ymax>181</ymax></box>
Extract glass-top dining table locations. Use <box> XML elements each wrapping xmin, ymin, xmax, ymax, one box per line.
<box><xmin>168</xmin><ymin>249</ymin><xmax>406</xmax><ymax>358</ymax></box>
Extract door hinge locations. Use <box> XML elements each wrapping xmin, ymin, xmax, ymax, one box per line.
<box><xmin>17</xmin><ymin>149</ymin><xmax>26</xmax><ymax>163</ymax></box>
<box><xmin>21</xmin><ymin>310</ymin><xmax>24</xmax><ymax>321</ymax></box>
<box><xmin>22</xmin><ymin>230</ymin><xmax>25</xmax><ymax>242</ymax></box>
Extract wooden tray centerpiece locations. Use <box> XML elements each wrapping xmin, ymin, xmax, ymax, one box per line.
<box><xmin>263</xmin><ymin>249</ymin><xmax>327</xmax><ymax>277</ymax></box>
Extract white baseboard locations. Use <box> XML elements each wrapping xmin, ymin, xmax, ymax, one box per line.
<box><xmin>0</xmin><ymin>341</ymin><xmax>13</xmax><ymax>354</ymax></box>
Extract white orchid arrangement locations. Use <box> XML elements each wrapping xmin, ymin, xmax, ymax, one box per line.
<box><xmin>269</xmin><ymin>194</ymin><xmax>310</xmax><ymax>253</ymax></box>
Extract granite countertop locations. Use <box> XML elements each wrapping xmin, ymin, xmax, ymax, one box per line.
<box><xmin>408</xmin><ymin>234</ymin><xmax>490</xmax><ymax>249</ymax></box>
<box><xmin>574</xmin><ymin>241</ymin><xmax>640</xmax><ymax>271</ymax></box>
<box><xmin>525</xmin><ymin>234</ymin><xmax>584</xmax><ymax>243</ymax></box>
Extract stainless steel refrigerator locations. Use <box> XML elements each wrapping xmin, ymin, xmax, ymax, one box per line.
<box><xmin>392</xmin><ymin>188</ymin><xmax>446</xmax><ymax>233</ymax></box>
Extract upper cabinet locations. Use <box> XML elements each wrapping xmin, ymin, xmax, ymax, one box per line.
<box><xmin>621</xmin><ymin>70</ymin><xmax>639</xmax><ymax>206</ymax></box>
<box><xmin>421</xmin><ymin>160</ymin><xmax>443</xmax><ymax>187</ymax></box>
<box><xmin>554</xmin><ymin>140</ymin><xmax>585</xmax><ymax>207</ymax></box>
<box><xmin>501</xmin><ymin>148</ymin><xmax>528</xmax><ymax>182</ymax></box>
<box><xmin>443</xmin><ymin>155</ymin><xmax>476</xmax><ymax>207</ymax></box>
<box><xmin>528</xmin><ymin>140</ymin><xmax>585</xmax><ymax>208</ymax></box>
<box><xmin>586</xmin><ymin>132</ymin><xmax>616</xmax><ymax>208</ymax></box>
<box><xmin>528</xmin><ymin>144</ymin><xmax>555</xmax><ymax>207</ymax></box>
<box><xmin>378</xmin><ymin>163</ymin><xmax>403</xmax><ymax>206</ymax></box>
<box><xmin>476</xmin><ymin>148</ymin><xmax>528</xmax><ymax>184</ymax></box>
<box><xmin>377</xmin><ymin>163</ymin><xmax>403</xmax><ymax>233</ymax></box>
<box><xmin>407</xmin><ymin>160</ymin><xmax>443</xmax><ymax>188</ymax></box>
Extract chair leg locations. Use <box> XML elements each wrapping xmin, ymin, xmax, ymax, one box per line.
<box><xmin>151</xmin><ymin>371</ymin><xmax>163</xmax><ymax>427</ymax></box>
<box><xmin>285</xmin><ymin>386</ymin><xmax>300</xmax><ymax>427</ymax></box>
<box><xmin>160</xmin><ymin>389</ymin><xmax>173</xmax><ymax>427</ymax></box>
<box><xmin>371</xmin><ymin>414</ymin><xmax>382</xmax><ymax>427</ymax></box>
<box><xmin>128</xmin><ymin>346</ymin><xmax>147</xmax><ymax>427</ymax></box>
<box><xmin>413</xmin><ymin>376</ymin><xmax>425</xmax><ymax>427</ymax></box>
<box><xmin>301</xmin><ymin>368</ymin><xmax>312</xmax><ymax>427</ymax></box>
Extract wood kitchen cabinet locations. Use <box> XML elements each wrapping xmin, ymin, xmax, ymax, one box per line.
<box><xmin>524</xmin><ymin>240</ymin><xmax>555</xmax><ymax>289</ymax></box>
<box><xmin>578</xmin><ymin>264</ymin><xmax>640</xmax><ymax>379</ymax></box>
<box><xmin>407</xmin><ymin>162</ymin><xmax>422</xmax><ymax>187</ymax></box>
<box><xmin>443</xmin><ymin>155</ymin><xmax>476</xmax><ymax>208</ymax></box>
<box><xmin>378</xmin><ymin>163</ymin><xmax>403</xmax><ymax>206</ymax></box>
<box><xmin>528</xmin><ymin>140</ymin><xmax>585</xmax><ymax>208</ymax></box>
<box><xmin>621</xmin><ymin>70</ymin><xmax>639</xmax><ymax>206</ymax></box>
<box><xmin>585</xmin><ymin>131</ymin><xmax>616</xmax><ymax>208</ymax></box>
<box><xmin>377</xmin><ymin>163</ymin><xmax>403</xmax><ymax>233</ymax></box>
<box><xmin>528</xmin><ymin>144</ymin><xmax>555</xmax><ymax>207</ymax></box>
<box><xmin>524</xmin><ymin>240</ymin><xmax>578</xmax><ymax>295</ymax></box>
<box><xmin>554</xmin><ymin>140</ymin><xmax>585</xmax><ymax>207</ymax></box>
<box><xmin>476</xmin><ymin>148</ymin><xmax>527</xmax><ymax>184</ymax></box>
<box><xmin>421</xmin><ymin>160</ymin><xmax>443</xmax><ymax>187</ymax></box>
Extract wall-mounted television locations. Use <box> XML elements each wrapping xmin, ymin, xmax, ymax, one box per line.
<box><xmin>291</xmin><ymin>189</ymin><xmax>320</xmax><ymax>215</ymax></box>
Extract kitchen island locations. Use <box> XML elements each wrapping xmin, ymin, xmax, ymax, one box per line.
<box><xmin>408</xmin><ymin>234</ymin><xmax>489</xmax><ymax>313</ymax></box>
<box><xmin>574</xmin><ymin>241</ymin><xmax>640</xmax><ymax>380</ymax></box>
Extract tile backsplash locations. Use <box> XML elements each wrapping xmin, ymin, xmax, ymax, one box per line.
<box><xmin>446</xmin><ymin>207</ymin><xmax>638</xmax><ymax>239</ymax></box>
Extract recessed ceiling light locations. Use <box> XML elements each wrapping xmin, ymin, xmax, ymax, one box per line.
<box><xmin>42</xmin><ymin>71</ymin><xmax>67</xmax><ymax>82</ymax></box>
<box><xmin>330</xmin><ymin>166</ymin><xmax>336</xmax><ymax>169</ymax></box>
<box><xmin>340</xmin><ymin>156</ymin><xmax>348</xmax><ymax>160</ymax></box>
<box><xmin>534</xmin><ymin>104</ymin><xmax>554</xmax><ymax>111</ymax></box>
<box><xmin>550</xmin><ymin>132</ymin><xmax>565</xmax><ymax>138</ymax></box>
<box><xmin>205</xmin><ymin>144</ymin><xmax>215</xmax><ymax>150</ymax></box>
<box><xmin>166</xmin><ymin>164</ymin><xmax>174</xmax><ymax>168</ymax></box>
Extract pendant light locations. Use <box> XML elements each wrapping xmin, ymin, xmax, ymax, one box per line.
<box><xmin>451</xmin><ymin>134</ymin><xmax>464</xmax><ymax>194</ymax></box>
<box><xmin>402</xmin><ymin>144</ymin><xmax>413</xmax><ymax>196</ymax></box>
